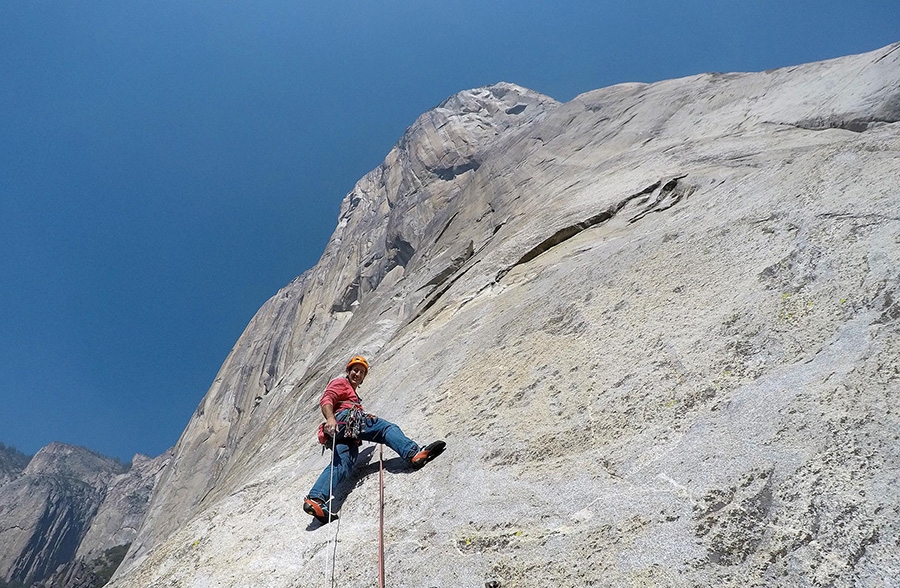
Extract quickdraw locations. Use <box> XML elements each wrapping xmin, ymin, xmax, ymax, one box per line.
<box><xmin>317</xmin><ymin>405</ymin><xmax>374</xmax><ymax>451</ymax></box>
<box><xmin>342</xmin><ymin>405</ymin><xmax>368</xmax><ymax>439</ymax></box>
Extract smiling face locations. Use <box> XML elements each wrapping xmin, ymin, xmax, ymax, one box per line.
<box><xmin>346</xmin><ymin>364</ymin><xmax>367</xmax><ymax>389</ymax></box>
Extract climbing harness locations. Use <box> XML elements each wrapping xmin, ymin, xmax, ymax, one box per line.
<box><xmin>317</xmin><ymin>405</ymin><xmax>369</xmax><ymax>450</ymax></box>
<box><xmin>378</xmin><ymin>443</ymin><xmax>385</xmax><ymax>588</ymax></box>
<box><xmin>343</xmin><ymin>405</ymin><xmax>367</xmax><ymax>439</ymax></box>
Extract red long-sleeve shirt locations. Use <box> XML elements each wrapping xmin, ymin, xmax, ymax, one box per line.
<box><xmin>319</xmin><ymin>377</ymin><xmax>362</xmax><ymax>413</ymax></box>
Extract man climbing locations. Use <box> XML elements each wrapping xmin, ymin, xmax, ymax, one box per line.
<box><xmin>303</xmin><ymin>355</ymin><xmax>446</xmax><ymax>525</ymax></box>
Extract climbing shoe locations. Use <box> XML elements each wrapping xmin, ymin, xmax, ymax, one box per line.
<box><xmin>411</xmin><ymin>440</ymin><xmax>446</xmax><ymax>468</ymax></box>
<box><xmin>303</xmin><ymin>496</ymin><xmax>338</xmax><ymax>525</ymax></box>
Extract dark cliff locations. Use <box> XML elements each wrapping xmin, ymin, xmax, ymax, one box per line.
<box><xmin>0</xmin><ymin>443</ymin><xmax>170</xmax><ymax>588</ymax></box>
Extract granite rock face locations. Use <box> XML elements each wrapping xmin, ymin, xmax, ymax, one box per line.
<box><xmin>0</xmin><ymin>443</ymin><xmax>123</xmax><ymax>586</ymax></box>
<box><xmin>0</xmin><ymin>444</ymin><xmax>170</xmax><ymax>588</ymax></box>
<box><xmin>73</xmin><ymin>451</ymin><xmax>172</xmax><ymax>562</ymax></box>
<box><xmin>0</xmin><ymin>443</ymin><xmax>30</xmax><ymax>488</ymax></box>
<box><xmin>112</xmin><ymin>43</ymin><xmax>900</xmax><ymax>587</ymax></box>
<box><xmin>121</xmin><ymin>82</ymin><xmax>561</xmax><ymax>562</ymax></box>
<box><xmin>44</xmin><ymin>544</ymin><xmax>132</xmax><ymax>588</ymax></box>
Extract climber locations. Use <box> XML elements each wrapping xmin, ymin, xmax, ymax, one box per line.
<box><xmin>303</xmin><ymin>355</ymin><xmax>445</xmax><ymax>525</ymax></box>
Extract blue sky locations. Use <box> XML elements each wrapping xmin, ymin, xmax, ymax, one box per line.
<box><xmin>1</xmin><ymin>1</ymin><xmax>897</xmax><ymax>462</ymax></box>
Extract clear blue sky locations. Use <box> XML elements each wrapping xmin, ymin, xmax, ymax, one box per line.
<box><xmin>1</xmin><ymin>1</ymin><xmax>896</xmax><ymax>462</ymax></box>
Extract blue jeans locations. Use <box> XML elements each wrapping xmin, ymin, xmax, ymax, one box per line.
<box><xmin>308</xmin><ymin>410</ymin><xmax>420</xmax><ymax>503</ymax></box>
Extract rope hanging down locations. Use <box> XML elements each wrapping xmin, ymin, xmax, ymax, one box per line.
<box><xmin>321</xmin><ymin>441</ymin><xmax>387</xmax><ymax>588</ymax></box>
<box><xmin>325</xmin><ymin>437</ymin><xmax>339</xmax><ymax>588</ymax></box>
<box><xmin>378</xmin><ymin>443</ymin><xmax>385</xmax><ymax>588</ymax></box>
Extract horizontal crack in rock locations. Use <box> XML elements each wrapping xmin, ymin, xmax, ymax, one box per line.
<box><xmin>409</xmin><ymin>259</ymin><xmax>481</xmax><ymax>324</ymax></box>
<box><xmin>628</xmin><ymin>174</ymin><xmax>692</xmax><ymax>224</ymax></box>
<box><xmin>420</xmin><ymin>241</ymin><xmax>475</xmax><ymax>292</ymax></box>
<box><xmin>496</xmin><ymin>177</ymin><xmax>695</xmax><ymax>282</ymax></box>
<box><xmin>790</xmin><ymin>115</ymin><xmax>899</xmax><ymax>133</ymax></box>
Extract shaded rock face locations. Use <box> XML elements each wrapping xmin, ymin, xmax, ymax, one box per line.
<box><xmin>0</xmin><ymin>443</ymin><xmax>123</xmax><ymax>586</ymax></box>
<box><xmin>44</xmin><ymin>544</ymin><xmax>131</xmax><ymax>588</ymax></box>
<box><xmin>0</xmin><ymin>444</ymin><xmax>30</xmax><ymax>488</ymax></box>
<box><xmin>0</xmin><ymin>444</ymin><xmax>170</xmax><ymax>588</ymax></box>
<box><xmin>112</xmin><ymin>43</ymin><xmax>900</xmax><ymax>587</ymax></box>
<box><xmin>73</xmin><ymin>451</ymin><xmax>172</xmax><ymax>562</ymax></box>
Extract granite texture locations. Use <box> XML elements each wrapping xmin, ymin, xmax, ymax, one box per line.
<box><xmin>111</xmin><ymin>43</ymin><xmax>900</xmax><ymax>588</ymax></box>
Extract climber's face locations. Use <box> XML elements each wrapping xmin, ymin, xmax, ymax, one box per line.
<box><xmin>347</xmin><ymin>364</ymin><xmax>367</xmax><ymax>389</ymax></box>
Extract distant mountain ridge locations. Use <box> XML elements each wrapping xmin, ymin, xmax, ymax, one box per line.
<box><xmin>0</xmin><ymin>442</ymin><xmax>170</xmax><ymax>588</ymax></box>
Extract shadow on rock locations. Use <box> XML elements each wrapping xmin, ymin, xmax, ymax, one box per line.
<box><xmin>304</xmin><ymin>443</ymin><xmax>433</xmax><ymax>530</ymax></box>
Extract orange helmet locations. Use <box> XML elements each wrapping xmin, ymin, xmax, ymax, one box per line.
<box><xmin>346</xmin><ymin>355</ymin><xmax>369</xmax><ymax>373</ymax></box>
